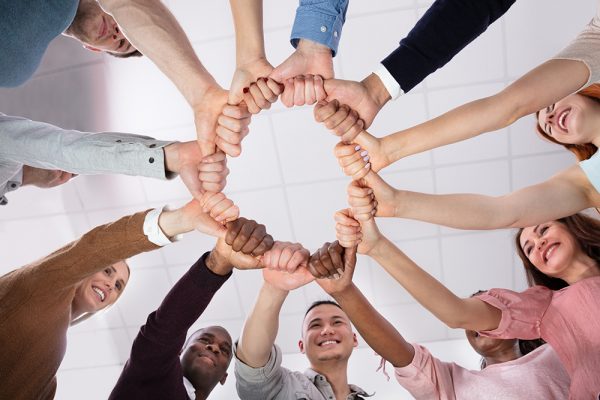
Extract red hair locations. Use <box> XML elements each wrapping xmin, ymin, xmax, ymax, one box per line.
<box><xmin>535</xmin><ymin>83</ymin><xmax>600</xmax><ymax>161</ymax></box>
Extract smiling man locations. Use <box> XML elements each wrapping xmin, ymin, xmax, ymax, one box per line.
<box><xmin>234</xmin><ymin>242</ymin><xmax>370</xmax><ymax>400</ymax></box>
<box><xmin>108</xmin><ymin>217</ymin><xmax>275</xmax><ymax>400</ymax></box>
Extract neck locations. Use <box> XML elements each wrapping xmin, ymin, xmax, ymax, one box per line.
<box><xmin>483</xmin><ymin>346</ymin><xmax>521</xmax><ymax>367</ymax></box>
<box><xmin>191</xmin><ymin>380</ymin><xmax>215</xmax><ymax>400</ymax></box>
<box><xmin>562</xmin><ymin>255</ymin><xmax>600</xmax><ymax>285</ymax></box>
<box><xmin>311</xmin><ymin>360</ymin><xmax>351</xmax><ymax>399</ymax></box>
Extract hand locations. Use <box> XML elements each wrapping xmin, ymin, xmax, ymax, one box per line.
<box><xmin>229</xmin><ymin>58</ymin><xmax>283</xmax><ymax>114</ymax></box>
<box><xmin>314</xmin><ymin>99</ymin><xmax>363</xmax><ymax>143</ymax></box>
<box><xmin>21</xmin><ymin>166</ymin><xmax>76</xmax><ymax>188</ymax></box>
<box><xmin>211</xmin><ymin>217</ymin><xmax>275</xmax><ymax>270</ymax></box>
<box><xmin>159</xmin><ymin>197</ymin><xmax>237</xmax><ymax>239</ymax></box>
<box><xmin>348</xmin><ymin>172</ymin><xmax>398</xmax><ymax>220</ymax></box>
<box><xmin>270</xmin><ymin>39</ymin><xmax>334</xmax><ymax>83</ymax></box>
<box><xmin>194</xmin><ymin>86</ymin><xmax>251</xmax><ymax>157</ymax></box>
<box><xmin>315</xmin><ymin>245</ymin><xmax>358</xmax><ymax>295</ymax></box>
<box><xmin>307</xmin><ymin>241</ymin><xmax>350</xmax><ymax>279</ymax></box>
<box><xmin>165</xmin><ymin>142</ymin><xmax>230</xmax><ymax>197</ymax></box>
<box><xmin>323</xmin><ymin>74</ymin><xmax>390</xmax><ymax>129</ymax></box>
<box><xmin>262</xmin><ymin>241</ymin><xmax>310</xmax><ymax>273</ymax></box>
<box><xmin>263</xmin><ymin>267</ymin><xmax>315</xmax><ymax>292</ymax></box>
<box><xmin>334</xmin><ymin>209</ymin><xmax>381</xmax><ymax>255</ymax></box>
<box><xmin>280</xmin><ymin>75</ymin><xmax>327</xmax><ymax>108</ymax></box>
<box><xmin>332</xmin><ymin>132</ymin><xmax>387</xmax><ymax>181</ymax></box>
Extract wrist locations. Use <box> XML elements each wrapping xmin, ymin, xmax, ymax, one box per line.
<box><xmin>206</xmin><ymin>249</ymin><xmax>234</xmax><ymax>276</ymax></box>
<box><xmin>328</xmin><ymin>283</ymin><xmax>356</xmax><ymax>298</ymax></box>
<box><xmin>163</xmin><ymin>142</ymin><xmax>181</xmax><ymax>174</ymax></box>
<box><xmin>297</xmin><ymin>39</ymin><xmax>332</xmax><ymax>55</ymax></box>
<box><xmin>263</xmin><ymin>281</ymin><xmax>290</xmax><ymax>298</ymax></box>
<box><xmin>362</xmin><ymin>73</ymin><xmax>390</xmax><ymax>110</ymax></box>
<box><xmin>187</xmin><ymin>81</ymin><xmax>223</xmax><ymax>109</ymax></box>
<box><xmin>158</xmin><ymin>208</ymin><xmax>193</xmax><ymax>238</ymax></box>
<box><xmin>368</xmin><ymin>236</ymin><xmax>390</xmax><ymax>259</ymax></box>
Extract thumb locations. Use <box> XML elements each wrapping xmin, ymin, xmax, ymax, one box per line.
<box><xmin>195</xmin><ymin>212</ymin><xmax>227</xmax><ymax>239</ymax></box>
<box><xmin>228</xmin><ymin>90</ymin><xmax>244</xmax><ymax>106</ymax></box>
<box><xmin>343</xmin><ymin>245</ymin><xmax>358</xmax><ymax>270</ymax></box>
<box><xmin>268</xmin><ymin>65</ymin><xmax>287</xmax><ymax>83</ymax></box>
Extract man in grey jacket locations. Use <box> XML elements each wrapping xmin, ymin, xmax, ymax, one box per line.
<box><xmin>0</xmin><ymin>113</ymin><xmax>228</xmax><ymax>206</ymax></box>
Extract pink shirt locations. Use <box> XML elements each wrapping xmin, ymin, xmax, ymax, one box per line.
<box><xmin>395</xmin><ymin>343</ymin><xmax>569</xmax><ymax>399</ymax></box>
<box><xmin>479</xmin><ymin>277</ymin><xmax>600</xmax><ymax>400</ymax></box>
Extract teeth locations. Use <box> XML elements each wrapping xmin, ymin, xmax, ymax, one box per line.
<box><xmin>544</xmin><ymin>244</ymin><xmax>557</xmax><ymax>262</ymax></box>
<box><xmin>559</xmin><ymin>110</ymin><xmax>569</xmax><ymax>130</ymax></box>
<box><xmin>93</xmin><ymin>287</ymin><xmax>105</xmax><ymax>301</ymax></box>
<box><xmin>320</xmin><ymin>340</ymin><xmax>337</xmax><ymax>346</ymax></box>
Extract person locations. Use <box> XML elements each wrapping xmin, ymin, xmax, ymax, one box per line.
<box><xmin>109</xmin><ymin>217</ymin><xmax>275</xmax><ymax>400</ymax></box>
<box><xmin>0</xmin><ymin>113</ymin><xmax>229</xmax><ymax>206</ymax></box>
<box><xmin>0</xmin><ymin>195</ymin><xmax>238</xmax><ymax>400</ymax></box>
<box><xmin>281</xmin><ymin>0</ymin><xmax>516</xmax><ymax>126</ymax></box>
<box><xmin>234</xmin><ymin>241</ymin><xmax>371</xmax><ymax>400</ymax></box>
<box><xmin>335</xmin><ymin>189</ymin><xmax>600</xmax><ymax>398</ymax></box>
<box><xmin>315</xmin><ymin>242</ymin><xmax>570</xmax><ymax>399</ymax></box>
<box><xmin>0</xmin><ymin>0</ymin><xmax>251</xmax><ymax>157</ymax></box>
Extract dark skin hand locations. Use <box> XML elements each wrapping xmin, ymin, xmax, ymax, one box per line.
<box><xmin>308</xmin><ymin>240</ymin><xmax>356</xmax><ymax>279</ymax></box>
<box><xmin>207</xmin><ymin>217</ymin><xmax>275</xmax><ymax>274</ymax></box>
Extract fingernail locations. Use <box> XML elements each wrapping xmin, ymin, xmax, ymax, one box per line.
<box><xmin>360</xmin><ymin>150</ymin><xmax>368</xmax><ymax>157</ymax></box>
<box><xmin>333</xmin><ymin>274</ymin><xmax>340</xmax><ymax>279</ymax></box>
<box><xmin>363</xmin><ymin>155</ymin><xmax>370</xmax><ymax>162</ymax></box>
<box><xmin>354</xmin><ymin>145</ymin><xmax>361</xmax><ymax>151</ymax></box>
<box><xmin>243</xmin><ymin>87</ymin><xmax>249</xmax><ymax>93</ymax></box>
<box><xmin>337</xmin><ymin>268</ymin><xmax>343</xmax><ymax>275</ymax></box>
<box><xmin>364</xmin><ymin>162</ymin><xmax>371</xmax><ymax>169</ymax></box>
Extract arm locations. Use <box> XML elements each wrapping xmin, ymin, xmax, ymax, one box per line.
<box><xmin>382</xmin><ymin>0</ymin><xmax>516</xmax><ymax>93</ymax></box>
<box><xmin>351</xmin><ymin>165</ymin><xmax>597</xmax><ymax>229</ymax></box>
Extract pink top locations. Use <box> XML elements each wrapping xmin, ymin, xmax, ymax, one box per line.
<box><xmin>478</xmin><ymin>277</ymin><xmax>600</xmax><ymax>400</ymax></box>
<box><xmin>395</xmin><ymin>343</ymin><xmax>569</xmax><ymax>399</ymax></box>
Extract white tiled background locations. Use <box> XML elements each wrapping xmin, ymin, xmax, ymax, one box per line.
<box><xmin>0</xmin><ymin>0</ymin><xmax>594</xmax><ymax>398</ymax></box>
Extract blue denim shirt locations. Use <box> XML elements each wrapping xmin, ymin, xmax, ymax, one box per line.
<box><xmin>291</xmin><ymin>0</ymin><xmax>349</xmax><ymax>56</ymax></box>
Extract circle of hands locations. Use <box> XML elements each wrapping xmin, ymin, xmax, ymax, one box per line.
<box><xmin>184</xmin><ymin>50</ymin><xmax>394</xmax><ymax>295</ymax></box>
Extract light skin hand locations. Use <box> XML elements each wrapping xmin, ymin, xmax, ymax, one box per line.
<box><xmin>200</xmin><ymin>191</ymin><xmax>240</xmax><ymax>223</ymax></box>
<box><xmin>158</xmin><ymin>198</ymin><xmax>236</xmax><ymax>239</ymax></box>
<box><xmin>270</xmin><ymin>39</ymin><xmax>334</xmax><ymax>83</ymax></box>
<box><xmin>280</xmin><ymin>75</ymin><xmax>327</xmax><ymax>108</ymax></box>
<box><xmin>21</xmin><ymin>166</ymin><xmax>76</xmax><ymax>188</ymax></box>
<box><xmin>229</xmin><ymin>58</ymin><xmax>283</xmax><ymax>114</ymax></box>
<box><xmin>313</xmin><ymin>99</ymin><xmax>362</xmax><ymax>142</ymax></box>
<box><xmin>348</xmin><ymin>172</ymin><xmax>398</xmax><ymax>220</ymax></box>
<box><xmin>334</xmin><ymin>209</ymin><xmax>382</xmax><ymax>256</ymax></box>
<box><xmin>262</xmin><ymin>241</ymin><xmax>310</xmax><ymax>273</ymax></box>
<box><xmin>262</xmin><ymin>267</ymin><xmax>315</xmax><ymax>292</ymax></box>
<box><xmin>315</xmin><ymin>244</ymin><xmax>358</xmax><ymax>296</ymax></box>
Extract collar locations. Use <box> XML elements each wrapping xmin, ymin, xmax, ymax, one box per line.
<box><xmin>183</xmin><ymin>376</ymin><xmax>196</xmax><ymax>399</ymax></box>
<box><xmin>303</xmin><ymin>369</ymin><xmax>372</xmax><ymax>398</ymax></box>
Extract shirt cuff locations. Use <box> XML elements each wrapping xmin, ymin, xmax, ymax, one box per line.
<box><xmin>374</xmin><ymin>64</ymin><xmax>404</xmax><ymax>100</ymax></box>
<box><xmin>291</xmin><ymin>10</ymin><xmax>344</xmax><ymax>56</ymax></box>
<box><xmin>143</xmin><ymin>206</ymin><xmax>179</xmax><ymax>246</ymax></box>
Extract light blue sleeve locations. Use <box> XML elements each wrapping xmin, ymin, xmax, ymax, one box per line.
<box><xmin>580</xmin><ymin>151</ymin><xmax>600</xmax><ymax>193</ymax></box>
<box><xmin>290</xmin><ymin>0</ymin><xmax>349</xmax><ymax>56</ymax></box>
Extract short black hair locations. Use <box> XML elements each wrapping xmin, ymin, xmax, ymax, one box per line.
<box><xmin>107</xmin><ymin>49</ymin><xmax>143</xmax><ymax>58</ymax></box>
<box><xmin>304</xmin><ymin>300</ymin><xmax>343</xmax><ymax>317</ymax></box>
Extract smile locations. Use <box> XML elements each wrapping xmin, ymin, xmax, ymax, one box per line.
<box><xmin>543</xmin><ymin>243</ymin><xmax>559</xmax><ymax>263</ymax></box>
<box><xmin>319</xmin><ymin>340</ymin><xmax>339</xmax><ymax>347</ymax></box>
<box><xmin>92</xmin><ymin>286</ymin><xmax>106</xmax><ymax>302</ymax></box>
<box><xmin>557</xmin><ymin>108</ymin><xmax>570</xmax><ymax>131</ymax></box>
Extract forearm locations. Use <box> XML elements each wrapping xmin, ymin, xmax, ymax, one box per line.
<box><xmin>0</xmin><ymin>115</ymin><xmax>173</xmax><ymax>179</ymax></box>
<box><xmin>332</xmin><ymin>284</ymin><xmax>414</xmax><ymax>368</ymax></box>
<box><xmin>382</xmin><ymin>0</ymin><xmax>515</xmax><ymax>92</ymax></box>
<box><xmin>230</xmin><ymin>0</ymin><xmax>265</xmax><ymax>65</ymax></box>
<box><xmin>369</xmin><ymin>238</ymin><xmax>500</xmax><ymax>331</ymax></box>
<box><xmin>98</xmin><ymin>0</ymin><xmax>218</xmax><ymax>106</ymax></box>
<box><xmin>237</xmin><ymin>282</ymin><xmax>288</xmax><ymax>368</ymax></box>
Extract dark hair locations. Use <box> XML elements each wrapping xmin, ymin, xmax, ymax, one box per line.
<box><xmin>535</xmin><ymin>83</ymin><xmax>600</xmax><ymax>161</ymax></box>
<box><xmin>107</xmin><ymin>49</ymin><xmax>143</xmax><ymax>58</ymax></box>
<box><xmin>304</xmin><ymin>300</ymin><xmax>343</xmax><ymax>317</ymax></box>
<box><xmin>515</xmin><ymin>213</ymin><xmax>600</xmax><ymax>290</ymax></box>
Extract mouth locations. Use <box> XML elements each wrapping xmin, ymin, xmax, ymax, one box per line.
<box><xmin>197</xmin><ymin>354</ymin><xmax>216</xmax><ymax>366</ymax></box>
<box><xmin>92</xmin><ymin>286</ymin><xmax>106</xmax><ymax>302</ymax></box>
<box><xmin>98</xmin><ymin>16</ymin><xmax>108</xmax><ymax>40</ymax></box>
<box><xmin>557</xmin><ymin>108</ymin><xmax>571</xmax><ymax>132</ymax></box>
<box><xmin>318</xmin><ymin>340</ymin><xmax>340</xmax><ymax>347</ymax></box>
<box><xmin>543</xmin><ymin>243</ymin><xmax>559</xmax><ymax>263</ymax></box>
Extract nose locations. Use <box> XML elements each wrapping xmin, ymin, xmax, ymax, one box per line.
<box><xmin>104</xmin><ymin>280</ymin><xmax>114</xmax><ymax>292</ymax></box>
<box><xmin>536</xmin><ymin>237</ymin><xmax>547</xmax><ymax>251</ymax></box>
<box><xmin>320</xmin><ymin>325</ymin><xmax>334</xmax><ymax>335</ymax></box>
<box><xmin>112</xmin><ymin>25</ymin><xmax>124</xmax><ymax>41</ymax></box>
<box><xmin>206</xmin><ymin>343</ymin><xmax>220</xmax><ymax>354</ymax></box>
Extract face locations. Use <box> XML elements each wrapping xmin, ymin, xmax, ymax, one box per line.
<box><xmin>519</xmin><ymin>221</ymin><xmax>580</xmax><ymax>279</ymax></box>
<box><xmin>72</xmin><ymin>261</ymin><xmax>129</xmax><ymax>315</ymax></box>
<box><xmin>180</xmin><ymin>326</ymin><xmax>232</xmax><ymax>387</ymax></box>
<box><xmin>465</xmin><ymin>329</ymin><xmax>516</xmax><ymax>358</ymax></box>
<box><xmin>537</xmin><ymin>93</ymin><xmax>600</xmax><ymax>145</ymax></box>
<box><xmin>64</xmin><ymin>0</ymin><xmax>136</xmax><ymax>55</ymax></box>
<box><xmin>299</xmin><ymin>304</ymin><xmax>357</xmax><ymax>365</ymax></box>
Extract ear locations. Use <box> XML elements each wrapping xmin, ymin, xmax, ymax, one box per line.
<box><xmin>219</xmin><ymin>372</ymin><xmax>228</xmax><ymax>385</ymax></box>
<box><xmin>83</xmin><ymin>44</ymin><xmax>101</xmax><ymax>52</ymax></box>
<box><xmin>298</xmin><ymin>340</ymin><xmax>305</xmax><ymax>354</ymax></box>
<box><xmin>352</xmin><ymin>333</ymin><xmax>358</xmax><ymax>348</ymax></box>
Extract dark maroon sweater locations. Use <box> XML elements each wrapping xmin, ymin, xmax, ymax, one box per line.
<box><xmin>109</xmin><ymin>252</ymin><xmax>231</xmax><ymax>400</ymax></box>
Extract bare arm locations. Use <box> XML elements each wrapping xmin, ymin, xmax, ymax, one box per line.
<box><xmin>381</xmin><ymin>59</ymin><xmax>589</xmax><ymax>163</ymax></box>
<box><xmin>236</xmin><ymin>282</ymin><xmax>288</xmax><ymax>368</ymax></box>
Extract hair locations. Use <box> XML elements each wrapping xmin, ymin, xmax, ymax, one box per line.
<box><xmin>106</xmin><ymin>49</ymin><xmax>143</xmax><ymax>58</ymax></box>
<box><xmin>514</xmin><ymin>213</ymin><xmax>600</xmax><ymax>290</ymax></box>
<box><xmin>304</xmin><ymin>300</ymin><xmax>343</xmax><ymax>317</ymax></box>
<box><xmin>535</xmin><ymin>83</ymin><xmax>600</xmax><ymax>161</ymax></box>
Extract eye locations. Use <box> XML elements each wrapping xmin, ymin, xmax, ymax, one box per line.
<box><xmin>540</xmin><ymin>226</ymin><xmax>548</xmax><ymax>235</ymax></box>
<box><xmin>104</xmin><ymin>268</ymin><xmax>112</xmax><ymax>275</ymax></box>
<box><xmin>309</xmin><ymin>323</ymin><xmax>320</xmax><ymax>330</ymax></box>
<box><xmin>115</xmin><ymin>282</ymin><xmax>123</xmax><ymax>291</ymax></box>
<box><xmin>118</xmin><ymin>39</ymin><xmax>125</xmax><ymax>51</ymax></box>
<box><xmin>524</xmin><ymin>245</ymin><xmax>532</xmax><ymax>256</ymax></box>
